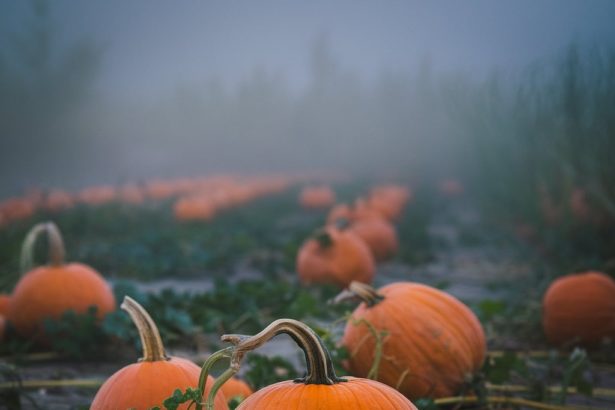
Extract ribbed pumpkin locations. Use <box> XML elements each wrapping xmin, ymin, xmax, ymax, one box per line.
<box><xmin>91</xmin><ymin>297</ymin><xmax>228</xmax><ymax>410</ymax></box>
<box><xmin>299</xmin><ymin>185</ymin><xmax>336</xmax><ymax>209</ymax></box>
<box><xmin>340</xmin><ymin>281</ymin><xmax>486</xmax><ymax>400</ymax></box>
<box><xmin>543</xmin><ymin>271</ymin><xmax>615</xmax><ymax>346</ymax></box>
<box><xmin>220</xmin><ymin>377</ymin><xmax>253</xmax><ymax>401</ymax></box>
<box><xmin>7</xmin><ymin>222</ymin><xmax>116</xmax><ymax>338</ymax></box>
<box><xmin>199</xmin><ymin>319</ymin><xmax>416</xmax><ymax>410</ymax></box>
<box><xmin>296</xmin><ymin>226</ymin><xmax>375</xmax><ymax>287</ymax></box>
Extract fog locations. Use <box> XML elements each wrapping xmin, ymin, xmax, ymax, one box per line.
<box><xmin>2</xmin><ymin>0</ymin><xmax>615</xmax><ymax>196</ymax></box>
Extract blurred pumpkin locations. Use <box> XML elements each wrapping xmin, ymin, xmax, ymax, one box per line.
<box><xmin>349</xmin><ymin>218</ymin><xmax>398</xmax><ymax>262</ymax></box>
<box><xmin>297</xmin><ymin>226</ymin><xmax>375</xmax><ymax>287</ymax></box>
<box><xmin>174</xmin><ymin>195</ymin><xmax>217</xmax><ymax>221</ymax></box>
<box><xmin>0</xmin><ymin>294</ymin><xmax>10</xmax><ymax>315</ymax></box>
<box><xmin>77</xmin><ymin>185</ymin><xmax>116</xmax><ymax>206</ymax></box>
<box><xmin>144</xmin><ymin>179</ymin><xmax>177</xmax><ymax>200</ymax></box>
<box><xmin>221</xmin><ymin>377</ymin><xmax>253</xmax><ymax>401</ymax></box>
<box><xmin>201</xmin><ymin>319</ymin><xmax>416</xmax><ymax>410</ymax></box>
<box><xmin>91</xmin><ymin>297</ymin><xmax>228</xmax><ymax>410</ymax></box>
<box><xmin>0</xmin><ymin>197</ymin><xmax>36</xmax><ymax>222</ymax></box>
<box><xmin>7</xmin><ymin>222</ymin><xmax>116</xmax><ymax>338</ymax></box>
<box><xmin>543</xmin><ymin>271</ymin><xmax>615</xmax><ymax>346</ymax></box>
<box><xmin>44</xmin><ymin>190</ymin><xmax>75</xmax><ymax>212</ymax></box>
<box><xmin>299</xmin><ymin>185</ymin><xmax>336</xmax><ymax>209</ymax></box>
<box><xmin>340</xmin><ymin>281</ymin><xmax>486</xmax><ymax>400</ymax></box>
<box><xmin>118</xmin><ymin>183</ymin><xmax>146</xmax><ymax>205</ymax></box>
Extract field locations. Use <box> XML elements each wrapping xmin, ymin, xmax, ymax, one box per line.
<box><xmin>0</xmin><ymin>180</ymin><xmax>614</xmax><ymax>410</ymax></box>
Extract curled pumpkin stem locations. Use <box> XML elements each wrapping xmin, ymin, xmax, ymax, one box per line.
<box><xmin>20</xmin><ymin>221</ymin><xmax>66</xmax><ymax>274</ymax></box>
<box><xmin>200</xmin><ymin>319</ymin><xmax>347</xmax><ymax>409</ymax></box>
<box><xmin>121</xmin><ymin>296</ymin><xmax>168</xmax><ymax>362</ymax></box>
<box><xmin>331</xmin><ymin>281</ymin><xmax>385</xmax><ymax>307</ymax></box>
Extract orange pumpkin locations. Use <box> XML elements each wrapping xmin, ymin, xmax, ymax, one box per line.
<box><xmin>44</xmin><ymin>190</ymin><xmax>75</xmax><ymax>212</ymax></box>
<box><xmin>200</xmin><ymin>319</ymin><xmax>416</xmax><ymax>410</ymax></box>
<box><xmin>118</xmin><ymin>184</ymin><xmax>146</xmax><ymax>205</ymax></box>
<box><xmin>174</xmin><ymin>195</ymin><xmax>217</xmax><ymax>221</ymax></box>
<box><xmin>299</xmin><ymin>185</ymin><xmax>336</xmax><ymax>209</ymax></box>
<box><xmin>0</xmin><ymin>197</ymin><xmax>36</xmax><ymax>222</ymax></box>
<box><xmin>77</xmin><ymin>185</ymin><xmax>117</xmax><ymax>206</ymax></box>
<box><xmin>297</xmin><ymin>226</ymin><xmax>375</xmax><ymax>287</ymax></box>
<box><xmin>0</xmin><ymin>294</ymin><xmax>10</xmax><ymax>315</ymax></box>
<box><xmin>91</xmin><ymin>297</ymin><xmax>228</xmax><ymax>410</ymax></box>
<box><xmin>7</xmin><ymin>222</ymin><xmax>116</xmax><ymax>338</ymax></box>
<box><xmin>220</xmin><ymin>377</ymin><xmax>253</xmax><ymax>401</ymax></box>
<box><xmin>348</xmin><ymin>218</ymin><xmax>398</xmax><ymax>262</ymax></box>
<box><xmin>543</xmin><ymin>271</ymin><xmax>615</xmax><ymax>346</ymax></box>
<box><xmin>340</xmin><ymin>281</ymin><xmax>486</xmax><ymax>400</ymax></box>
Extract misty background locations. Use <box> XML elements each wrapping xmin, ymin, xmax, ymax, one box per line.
<box><xmin>2</xmin><ymin>0</ymin><xmax>615</xmax><ymax>197</ymax></box>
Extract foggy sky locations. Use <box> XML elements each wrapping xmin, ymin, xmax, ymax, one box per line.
<box><xmin>1</xmin><ymin>1</ymin><xmax>615</xmax><ymax>195</ymax></box>
<box><xmin>2</xmin><ymin>0</ymin><xmax>615</xmax><ymax>101</ymax></box>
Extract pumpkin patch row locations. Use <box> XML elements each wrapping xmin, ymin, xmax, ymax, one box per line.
<box><xmin>0</xmin><ymin>174</ymin><xmax>299</xmax><ymax>228</ymax></box>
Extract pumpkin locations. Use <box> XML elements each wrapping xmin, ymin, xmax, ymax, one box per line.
<box><xmin>199</xmin><ymin>318</ymin><xmax>416</xmax><ymax>410</ymax></box>
<box><xmin>174</xmin><ymin>195</ymin><xmax>217</xmax><ymax>221</ymax></box>
<box><xmin>91</xmin><ymin>297</ymin><xmax>228</xmax><ymax>410</ymax></box>
<box><xmin>44</xmin><ymin>190</ymin><xmax>75</xmax><ymax>212</ymax></box>
<box><xmin>299</xmin><ymin>185</ymin><xmax>336</xmax><ymax>209</ymax></box>
<box><xmin>348</xmin><ymin>218</ymin><xmax>398</xmax><ymax>262</ymax></box>
<box><xmin>77</xmin><ymin>185</ymin><xmax>117</xmax><ymax>206</ymax></box>
<box><xmin>0</xmin><ymin>197</ymin><xmax>36</xmax><ymax>222</ymax></box>
<box><xmin>220</xmin><ymin>377</ymin><xmax>253</xmax><ymax>401</ymax></box>
<box><xmin>297</xmin><ymin>226</ymin><xmax>375</xmax><ymax>287</ymax></box>
<box><xmin>118</xmin><ymin>184</ymin><xmax>146</xmax><ymax>205</ymax></box>
<box><xmin>0</xmin><ymin>294</ymin><xmax>10</xmax><ymax>315</ymax></box>
<box><xmin>339</xmin><ymin>281</ymin><xmax>486</xmax><ymax>400</ymax></box>
<box><xmin>7</xmin><ymin>222</ymin><xmax>116</xmax><ymax>338</ymax></box>
<box><xmin>543</xmin><ymin>271</ymin><xmax>615</xmax><ymax>346</ymax></box>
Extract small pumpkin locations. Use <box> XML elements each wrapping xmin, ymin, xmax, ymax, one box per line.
<box><xmin>348</xmin><ymin>218</ymin><xmax>398</xmax><ymax>262</ymax></box>
<box><xmin>76</xmin><ymin>185</ymin><xmax>117</xmax><ymax>206</ymax></box>
<box><xmin>7</xmin><ymin>222</ymin><xmax>116</xmax><ymax>338</ymax></box>
<box><xmin>299</xmin><ymin>185</ymin><xmax>336</xmax><ymax>209</ymax></box>
<box><xmin>44</xmin><ymin>190</ymin><xmax>75</xmax><ymax>212</ymax></box>
<box><xmin>199</xmin><ymin>318</ymin><xmax>416</xmax><ymax>410</ymax></box>
<box><xmin>174</xmin><ymin>195</ymin><xmax>217</xmax><ymax>221</ymax></box>
<box><xmin>339</xmin><ymin>281</ymin><xmax>486</xmax><ymax>400</ymax></box>
<box><xmin>543</xmin><ymin>271</ymin><xmax>615</xmax><ymax>346</ymax></box>
<box><xmin>297</xmin><ymin>226</ymin><xmax>375</xmax><ymax>287</ymax></box>
<box><xmin>220</xmin><ymin>377</ymin><xmax>253</xmax><ymax>401</ymax></box>
<box><xmin>91</xmin><ymin>297</ymin><xmax>228</xmax><ymax>410</ymax></box>
<box><xmin>118</xmin><ymin>184</ymin><xmax>146</xmax><ymax>205</ymax></box>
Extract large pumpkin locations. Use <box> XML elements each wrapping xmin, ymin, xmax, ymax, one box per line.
<box><xmin>199</xmin><ymin>318</ymin><xmax>416</xmax><ymax>410</ymax></box>
<box><xmin>296</xmin><ymin>226</ymin><xmax>375</xmax><ymax>287</ymax></box>
<box><xmin>7</xmin><ymin>222</ymin><xmax>116</xmax><ymax>338</ymax></box>
<box><xmin>543</xmin><ymin>271</ymin><xmax>615</xmax><ymax>346</ymax></box>
<box><xmin>340</xmin><ymin>281</ymin><xmax>486</xmax><ymax>400</ymax></box>
<box><xmin>91</xmin><ymin>297</ymin><xmax>228</xmax><ymax>410</ymax></box>
<box><xmin>0</xmin><ymin>294</ymin><xmax>10</xmax><ymax>316</ymax></box>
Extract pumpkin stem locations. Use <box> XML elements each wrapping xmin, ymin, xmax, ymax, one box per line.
<box><xmin>197</xmin><ymin>346</ymin><xmax>235</xmax><ymax>410</ymax></box>
<box><xmin>121</xmin><ymin>296</ymin><xmax>168</xmax><ymax>362</ymax></box>
<box><xmin>221</xmin><ymin>318</ymin><xmax>346</xmax><ymax>385</ymax></box>
<box><xmin>20</xmin><ymin>221</ymin><xmax>66</xmax><ymax>274</ymax></box>
<box><xmin>332</xmin><ymin>281</ymin><xmax>385</xmax><ymax>307</ymax></box>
